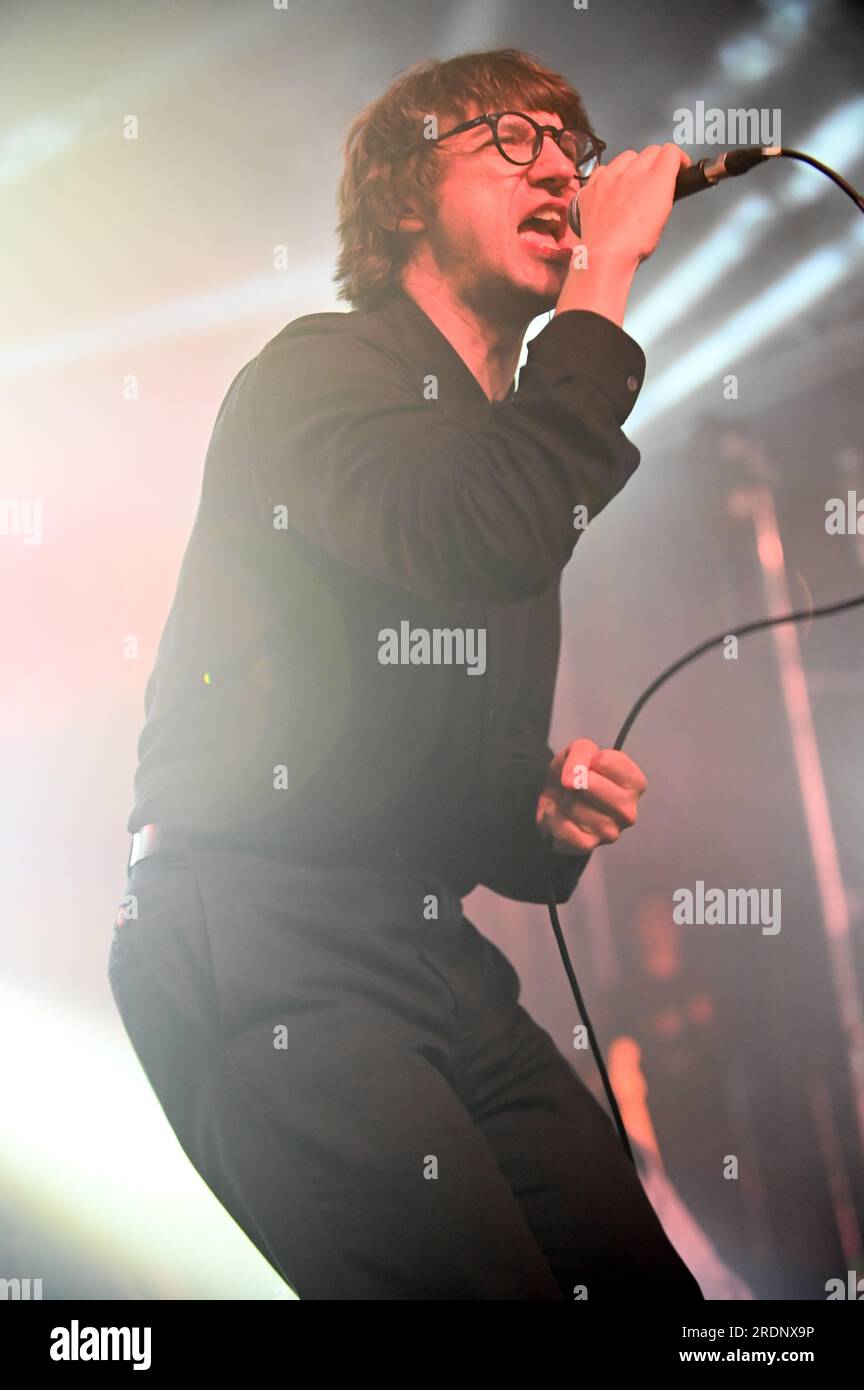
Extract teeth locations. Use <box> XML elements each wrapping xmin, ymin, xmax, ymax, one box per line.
<box><xmin>520</xmin><ymin>210</ymin><xmax>561</xmax><ymax>238</ymax></box>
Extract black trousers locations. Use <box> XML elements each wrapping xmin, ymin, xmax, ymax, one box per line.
<box><xmin>108</xmin><ymin>836</ymin><xmax>705</xmax><ymax>1301</ymax></box>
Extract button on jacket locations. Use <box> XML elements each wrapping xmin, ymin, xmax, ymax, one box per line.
<box><xmin>127</xmin><ymin>286</ymin><xmax>646</xmax><ymax>902</ymax></box>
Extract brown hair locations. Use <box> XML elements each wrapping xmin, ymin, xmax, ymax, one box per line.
<box><xmin>333</xmin><ymin>48</ymin><xmax>594</xmax><ymax>313</ymax></box>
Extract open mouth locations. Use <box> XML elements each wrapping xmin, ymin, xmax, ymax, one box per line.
<box><xmin>516</xmin><ymin>209</ymin><xmax>571</xmax><ymax>258</ymax></box>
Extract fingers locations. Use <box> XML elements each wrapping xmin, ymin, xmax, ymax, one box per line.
<box><xmin>648</xmin><ymin>142</ymin><xmax>693</xmax><ymax>197</ymax></box>
<box><xmin>556</xmin><ymin>742</ymin><xmax>647</xmax><ymax>797</ymax></box>
<box><xmin>656</xmin><ymin>142</ymin><xmax>693</xmax><ymax>171</ymax></box>
<box><xmin>541</xmin><ymin>810</ymin><xmax>600</xmax><ymax>855</ymax></box>
<box><xmin>579</xmin><ymin>147</ymin><xmax>639</xmax><ymax>194</ymax></box>
<box><xmin>572</xmin><ymin>142</ymin><xmax>691</xmax><ymax>268</ymax></box>
<box><xmin>590</xmin><ymin>748</ymin><xmax>648</xmax><ymax>795</ymax></box>
<box><xmin>541</xmin><ymin>793</ymin><xmax>628</xmax><ymax>852</ymax></box>
<box><xmin>555</xmin><ymin>776</ymin><xmax>634</xmax><ymax>838</ymax></box>
<box><xmin>558</xmin><ymin>738</ymin><xmax>599</xmax><ymax>786</ymax></box>
<box><xmin>541</xmin><ymin>792</ymin><xmax>625</xmax><ymax>852</ymax></box>
<box><xmin>602</xmin><ymin>148</ymin><xmax>641</xmax><ymax>174</ymax></box>
<box><xmin>541</xmin><ymin>741</ymin><xmax>648</xmax><ymax>852</ymax></box>
<box><xmin>605</xmin><ymin>144</ymin><xmax>691</xmax><ymax>174</ymax></box>
<box><xmin>559</xmin><ymin>781</ymin><xmax>636</xmax><ymax>833</ymax></box>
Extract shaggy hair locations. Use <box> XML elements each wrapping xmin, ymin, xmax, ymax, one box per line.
<box><xmin>333</xmin><ymin>48</ymin><xmax>594</xmax><ymax>312</ymax></box>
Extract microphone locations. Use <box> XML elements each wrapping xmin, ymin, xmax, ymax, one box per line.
<box><xmin>567</xmin><ymin>145</ymin><xmax>779</xmax><ymax>235</ymax></box>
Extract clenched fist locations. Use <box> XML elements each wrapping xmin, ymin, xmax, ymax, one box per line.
<box><xmin>571</xmin><ymin>143</ymin><xmax>692</xmax><ymax>268</ymax></box>
<box><xmin>536</xmin><ymin>738</ymin><xmax>648</xmax><ymax>856</ymax></box>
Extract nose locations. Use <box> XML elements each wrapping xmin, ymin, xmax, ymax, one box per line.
<box><xmin>528</xmin><ymin>132</ymin><xmax>580</xmax><ymax>187</ymax></box>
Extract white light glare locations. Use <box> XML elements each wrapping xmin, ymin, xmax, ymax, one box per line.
<box><xmin>0</xmin><ymin>118</ymin><xmax>77</xmax><ymax>186</ymax></box>
<box><xmin>632</xmin><ymin>219</ymin><xmax>864</xmax><ymax>433</ymax></box>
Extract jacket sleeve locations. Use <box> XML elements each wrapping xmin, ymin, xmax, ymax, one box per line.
<box><xmin>247</xmin><ymin>308</ymin><xmax>645</xmax><ymax>604</ymax></box>
<box><xmin>475</xmin><ymin>586</ymin><xmax>589</xmax><ymax>905</ymax></box>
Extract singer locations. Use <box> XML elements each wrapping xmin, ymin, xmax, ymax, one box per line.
<box><xmin>108</xmin><ymin>47</ymin><xmax>702</xmax><ymax>1301</ymax></box>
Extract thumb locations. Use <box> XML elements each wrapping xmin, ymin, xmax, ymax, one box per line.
<box><xmin>558</xmin><ymin>738</ymin><xmax>600</xmax><ymax>791</ymax></box>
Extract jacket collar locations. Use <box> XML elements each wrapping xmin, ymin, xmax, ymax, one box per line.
<box><xmin>373</xmin><ymin>286</ymin><xmax>517</xmax><ymax>405</ymax></box>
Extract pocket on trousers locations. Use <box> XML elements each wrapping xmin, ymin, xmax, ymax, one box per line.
<box><xmin>112</xmin><ymin>859</ymin><xmax>222</xmax><ymax>1039</ymax></box>
<box><xmin>108</xmin><ymin>878</ymin><xmax>145</xmax><ymax>980</ymax></box>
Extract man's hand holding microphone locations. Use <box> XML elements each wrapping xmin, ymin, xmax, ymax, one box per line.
<box><xmin>557</xmin><ymin>143</ymin><xmax>692</xmax><ymax>327</ymax></box>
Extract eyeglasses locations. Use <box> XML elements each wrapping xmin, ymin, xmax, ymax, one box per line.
<box><xmin>433</xmin><ymin>111</ymin><xmax>605</xmax><ymax>181</ymax></box>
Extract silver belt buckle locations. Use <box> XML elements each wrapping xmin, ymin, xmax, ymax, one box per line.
<box><xmin>129</xmin><ymin>823</ymin><xmax>162</xmax><ymax>870</ymax></box>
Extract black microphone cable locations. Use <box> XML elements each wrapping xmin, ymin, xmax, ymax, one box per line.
<box><xmin>546</xmin><ymin>149</ymin><xmax>864</xmax><ymax>1167</ymax></box>
<box><xmin>679</xmin><ymin>145</ymin><xmax>864</xmax><ymax>210</ymax></box>
<box><xmin>568</xmin><ymin>145</ymin><xmax>864</xmax><ymax>234</ymax></box>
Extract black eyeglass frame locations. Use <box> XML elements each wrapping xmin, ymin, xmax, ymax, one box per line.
<box><xmin>432</xmin><ymin>110</ymin><xmax>606</xmax><ymax>179</ymax></box>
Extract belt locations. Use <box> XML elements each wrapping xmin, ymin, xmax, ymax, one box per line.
<box><xmin>128</xmin><ymin>822</ymin><xmax>167</xmax><ymax>870</ymax></box>
<box><xmin>127</xmin><ymin>822</ymin><xmax>462</xmax><ymax>900</ymax></box>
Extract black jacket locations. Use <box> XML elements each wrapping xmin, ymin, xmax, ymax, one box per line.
<box><xmin>127</xmin><ymin>285</ymin><xmax>646</xmax><ymax>901</ymax></box>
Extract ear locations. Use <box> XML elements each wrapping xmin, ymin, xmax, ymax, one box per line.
<box><xmin>397</xmin><ymin>202</ymin><xmax>430</xmax><ymax>233</ymax></box>
<box><xmin>381</xmin><ymin>196</ymin><xmax>427</xmax><ymax>235</ymax></box>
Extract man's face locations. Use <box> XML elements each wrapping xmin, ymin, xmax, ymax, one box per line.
<box><xmin>413</xmin><ymin>108</ymin><xmax>582</xmax><ymax>322</ymax></box>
